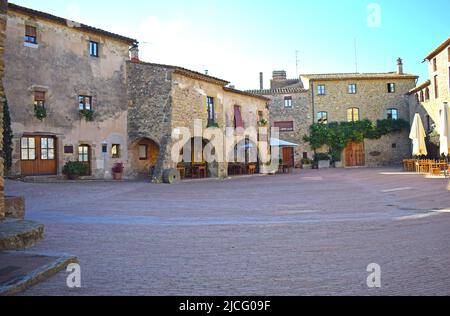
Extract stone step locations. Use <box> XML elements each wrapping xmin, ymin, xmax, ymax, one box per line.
<box><xmin>0</xmin><ymin>220</ymin><xmax>44</xmax><ymax>251</ymax></box>
<box><xmin>0</xmin><ymin>251</ymin><xmax>78</xmax><ymax>296</ymax></box>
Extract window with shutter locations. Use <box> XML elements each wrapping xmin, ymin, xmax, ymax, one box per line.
<box><xmin>25</xmin><ymin>25</ymin><xmax>37</xmax><ymax>44</ymax></box>
<box><xmin>274</xmin><ymin>121</ymin><xmax>294</xmax><ymax>132</ymax></box>
<box><xmin>34</xmin><ymin>91</ymin><xmax>45</xmax><ymax>108</ymax></box>
<box><xmin>234</xmin><ymin>105</ymin><xmax>244</xmax><ymax>129</ymax></box>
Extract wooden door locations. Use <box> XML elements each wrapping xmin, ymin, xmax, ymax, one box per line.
<box><xmin>78</xmin><ymin>145</ymin><xmax>91</xmax><ymax>175</ymax></box>
<box><xmin>21</xmin><ymin>136</ymin><xmax>57</xmax><ymax>176</ymax></box>
<box><xmin>345</xmin><ymin>141</ymin><xmax>365</xmax><ymax>167</ymax></box>
<box><xmin>282</xmin><ymin>147</ymin><xmax>294</xmax><ymax>168</ymax></box>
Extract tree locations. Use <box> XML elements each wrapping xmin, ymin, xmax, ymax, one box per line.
<box><xmin>3</xmin><ymin>98</ymin><xmax>13</xmax><ymax>174</ymax></box>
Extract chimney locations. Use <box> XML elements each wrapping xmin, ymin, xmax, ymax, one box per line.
<box><xmin>130</xmin><ymin>42</ymin><xmax>140</xmax><ymax>62</ymax></box>
<box><xmin>259</xmin><ymin>72</ymin><xmax>264</xmax><ymax>90</ymax></box>
<box><xmin>272</xmin><ymin>70</ymin><xmax>287</xmax><ymax>82</ymax></box>
<box><xmin>397</xmin><ymin>58</ymin><xmax>403</xmax><ymax>75</ymax></box>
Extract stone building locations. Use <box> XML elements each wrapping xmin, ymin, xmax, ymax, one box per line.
<box><xmin>127</xmin><ymin>61</ymin><xmax>269</xmax><ymax>181</ymax></box>
<box><xmin>247</xmin><ymin>71</ymin><xmax>312</xmax><ymax>168</ymax></box>
<box><xmin>249</xmin><ymin>60</ymin><xmax>418</xmax><ymax>168</ymax></box>
<box><xmin>3</xmin><ymin>3</ymin><xmax>136</xmax><ymax>178</ymax></box>
<box><xmin>0</xmin><ymin>0</ymin><xmax>7</xmax><ymax>218</ymax></box>
<box><xmin>301</xmin><ymin>60</ymin><xmax>418</xmax><ymax>167</ymax></box>
<box><xmin>407</xmin><ymin>36</ymin><xmax>450</xmax><ymax>157</ymax></box>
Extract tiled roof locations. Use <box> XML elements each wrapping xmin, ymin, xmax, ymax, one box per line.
<box><xmin>424</xmin><ymin>36</ymin><xmax>450</xmax><ymax>61</ymax></box>
<box><xmin>9</xmin><ymin>3</ymin><xmax>136</xmax><ymax>44</ymax></box>
<box><xmin>223</xmin><ymin>87</ymin><xmax>270</xmax><ymax>101</ymax></box>
<box><xmin>407</xmin><ymin>80</ymin><xmax>431</xmax><ymax>95</ymax></box>
<box><xmin>130</xmin><ymin>61</ymin><xmax>230</xmax><ymax>86</ymax></box>
<box><xmin>300</xmin><ymin>72</ymin><xmax>418</xmax><ymax>81</ymax></box>
<box><xmin>245</xmin><ymin>87</ymin><xmax>309</xmax><ymax>95</ymax></box>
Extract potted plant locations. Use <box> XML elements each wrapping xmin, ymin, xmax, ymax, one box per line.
<box><xmin>301</xmin><ymin>158</ymin><xmax>313</xmax><ymax>169</ymax></box>
<box><xmin>80</xmin><ymin>109</ymin><xmax>95</xmax><ymax>122</ymax></box>
<box><xmin>258</xmin><ymin>119</ymin><xmax>268</xmax><ymax>127</ymax></box>
<box><xmin>314</xmin><ymin>153</ymin><xmax>331</xmax><ymax>169</ymax></box>
<box><xmin>34</xmin><ymin>105</ymin><xmax>47</xmax><ymax>121</ymax></box>
<box><xmin>62</xmin><ymin>161</ymin><xmax>87</xmax><ymax>180</ymax></box>
<box><xmin>112</xmin><ymin>162</ymin><xmax>124</xmax><ymax>180</ymax></box>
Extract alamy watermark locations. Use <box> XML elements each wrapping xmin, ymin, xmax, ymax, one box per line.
<box><xmin>367</xmin><ymin>263</ymin><xmax>381</xmax><ymax>288</ymax></box>
<box><xmin>66</xmin><ymin>263</ymin><xmax>81</xmax><ymax>289</ymax></box>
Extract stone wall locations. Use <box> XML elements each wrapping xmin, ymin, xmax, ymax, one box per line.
<box><xmin>0</xmin><ymin>0</ymin><xmax>7</xmax><ymax>219</ymax></box>
<box><xmin>4</xmin><ymin>8</ymin><xmax>131</xmax><ymax>178</ymax></box>
<box><xmin>126</xmin><ymin>62</ymin><xmax>174</xmax><ymax>182</ymax></box>
<box><xmin>263</xmin><ymin>90</ymin><xmax>312</xmax><ymax>166</ymax></box>
<box><xmin>365</xmin><ymin>131</ymin><xmax>411</xmax><ymax>167</ymax></box>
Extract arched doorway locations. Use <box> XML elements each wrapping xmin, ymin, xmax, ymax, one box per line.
<box><xmin>131</xmin><ymin>138</ymin><xmax>160</xmax><ymax>179</ymax></box>
<box><xmin>178</xmin><ymin>137</ymin><xmax>216</xmax><ymax>178</ymax></box>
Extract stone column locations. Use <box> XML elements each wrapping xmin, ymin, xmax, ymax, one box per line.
<box><xmin>0</xmin><ymin>0</ymin><xmax>7</xmax><ymax>219</ymax></box>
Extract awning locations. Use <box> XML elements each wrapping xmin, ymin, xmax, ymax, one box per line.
<box><xmin>270</xmin><ymin>138</ymin><xmax>299</xmax><ymax>147</ymax></box>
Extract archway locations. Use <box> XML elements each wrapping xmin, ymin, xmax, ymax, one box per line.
<box><xmin>130</xmin><ymin>138</ymin><xmax>160</xmax><ymax>179</ymax></box>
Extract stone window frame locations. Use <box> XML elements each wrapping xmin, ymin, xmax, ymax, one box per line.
<box><xmin>347</xmin><ymin>107</ymin><xmax>360</xmax><ymax>122</ymax></box>
<box><xmin>24</xmin><ymin>19</ymin><xmax>39</xmax><ymax>48</ymax></box>
<box><xmin>317</xmin><ymin>84</ymin><xmax>326</xmax><ymax>96</ymax></box>
<box><xmin>25</xmin><ymin>25</ymin><xmax>37</xmax><ymax>44</ymax></box>
<box><xmin>387</xmin><ymin>108</ymin><xmax>399</xmax><ymax>120</ymax></box>
<box><xmin>89</xmin><ymin>40</ymin><xmax>100</xmax><ymax>58</ymax></box>
<box><xmin>317</xmin><ymin>111</ymin><xmax>328</xmax><ymax>124</ymax></box>
<box><xmin>387</xmin><ymin>83</ymin><xmax>396</xmax><ymax>93</ymax></box>
<box><xmin>284</xmin><ymin>96</ymin><xmax>293</xmax><ymax>108</ymax></box>
<box><xmin>348</xmin><ymin>83</ymin><xmax>357</xmax><ymax>94</ymax></box>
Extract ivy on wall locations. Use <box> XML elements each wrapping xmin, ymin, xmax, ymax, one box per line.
<box><xmin>303</xmin><ymin>119</ymin><xmax>410</xmax><ymax>161</ymax></box>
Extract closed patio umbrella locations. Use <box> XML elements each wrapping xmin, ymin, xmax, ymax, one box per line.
<box><xmin>409</xmin><ymin>113</ymin><xmax>428</xmax><ymax>157</ymax></box>
<box><xmin>439</xmin><ymin>102</ymin><xmax>450</xmax><ymax>156</ymax></box>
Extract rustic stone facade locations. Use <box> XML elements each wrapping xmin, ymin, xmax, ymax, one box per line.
<box><xmin>127</xmin><ymin>61</ymin><xmax>269</xmax><ymax>182</ymax></box>
<box><xmin>247</xmin><ymin>71</ymin><xmax>312</xmax><ymax>166</ymax></box>
<box><xmin>408</xmin><ymin>37</ymin><xmax>450</xmax><ymax>154</ymax></box>
<box><xmin>301</xmin><ymin>70</ymin><xmax>417</xmax><ymax>166</ymax></box>
<box><xmin>0</xmin><ymin>0</ymin><xmax>7</xmax><ymax>219</ymax></box>
<box><xmin>4</xmin><ymin>4</ymin><xmax>135</xmax><ymax>179</ymax></box>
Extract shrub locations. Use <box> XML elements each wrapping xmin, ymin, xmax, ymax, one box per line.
<box><xmin>80</xmin><ymin>109</ymin><xmax>95</xmax><ymax>122</ymax></box>
<box><xmin>112</xmin><ymin>162</ymin><xmax>124</xmax><ymax>173</ymax></box>
<box><xmin>62</xmin><ymin>161</ymin><xmax>87</xmax><ymax>178</ymax></box>
<box><xmin>35</xmin><ymin>105</ymin><xmax>47</xmax><ymax>121</ymax></box>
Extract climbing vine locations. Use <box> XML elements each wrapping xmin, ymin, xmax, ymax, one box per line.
<box><xmin>304</xmin><ymin>119</ymin><xmax>410</xmax><ymax>161</ymax></box>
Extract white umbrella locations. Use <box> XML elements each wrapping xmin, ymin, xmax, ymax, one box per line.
<box><xmin>439</xmin><ymin>102</ymin><xmax>450</xmax><ymax>156</ymax></box>
<box><xmin>409</xmin><ymin>113</ymin><xmax>428</xmax><ymax>157</ymax></box>
<box><xmin>270</xmin><ymin>138</ymin><xmax>299</xmax><ymax>147</ymax></box>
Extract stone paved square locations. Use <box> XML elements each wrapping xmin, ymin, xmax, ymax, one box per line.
<box><xmin>5</xmin><ymin>168</ymin><xmax>450</xmax><ymax>296</ymax></box>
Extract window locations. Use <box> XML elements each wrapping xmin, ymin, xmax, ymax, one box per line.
<box><xmin>432</xmin><ymin>58</ymin><xmax>437</xmax><ymax>72</ymax></box>
<box><xmin>347</xmin><ymin>108</ymin><xmax>360</xmax><ymax>122</ymax></box>
<box><xmin>79</xmin><ymin>145</ymin><xmax>89</xmax><ymax>162</ymax></box>
<box><xmin>25</xmin><ymin>25</ymin><xmax>37</xmax><ymax>44</ymax></box>
<box><xmin>206</xmin><ymin>96</ymin><xmax>215</xmax><ymax>125</ymax></box>
<box><xmin>284</xmin><ymin>96</ymin><xmax>293</xmax><ymax>108</ymax></box>
<box><xmin>387</xmin><ymin>108</ymin><xmax>398</xmax><ymax>120</ymax></box>
<box><xmin>419</xmin><ymin>91</ymin><xmax>424</xmax><ymax>102</ymax></box>
<box><xmin>274</xmin><ymin>121</ymin><xmax>294</xmax><ymax>132</ymax></box>
<box><xmin>111</xmin><ymin>144</ymin><xmax>120</xmax><ymax>159</ymax></box>
<box><xmin>434</xmin><ymin>75</ymin><xmax>439</xmax><ymax>98</ymax></box>
<box><xmin>317</xmin><ymin>85</ymin><xmax>326</xmax><ymax>95</ymax></box>
<box><xmin>89</xmin><ymin>41</ymin><xmax>99</xmax><ymax>57</ymax></box>
<box><xmin>425</xmin><ymin>88</ymin><xmax>430</xmax><ymax>100</ymax></box>
<box><xmin>233</xmin><ymin>105</ymin><xmax>244</xmax><ymax>129</ymax></box>
<box><xmin>348</xmin><ymin>84</ymin><xmax>357</xmax><ymax>94</ymax></box>
<box><xmin>257</xmin><ymin>110</ymin><xmax>264</xmax><ymax>122</ymax></box>
<box><xmin>317</xmin><ymin>111</ymin><xmax>328</xmax><ymax>124</ymax></box>
<box><xmin>387</xmin><ymin>83</ymin><xmax>396</xmax><ymax>93</ymax></box>
<box><xmin>21</xmin><ymin>137</ymin><xmax>36</xmax><ymax>160</ymax></box>
<box><xmin>34</xmin><ymin>91</ymin><xmax>45</xmax><ymax>108</ymax></box>
<box><xmin>79</xmin><ymin>96</ymin><xmax>92</xmax><ymax>110</ymax></box>
<box><xmin>40</xmin><ymin>137</ymin><xmax>55</xmax><ymax>160</ymax></box>
<box><xmin>139</xmin><ymin>144</ymin><xmax>148</xmax><ymax>160</ymax></box>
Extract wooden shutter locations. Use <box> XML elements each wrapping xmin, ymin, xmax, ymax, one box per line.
<box><xmin>274</xmin><ymin>121</ymin><xmax>294</xmax><ymax>132</ymax></box>
<box><xmin>25</xmin><ymin>25</ymin><xmax>37</xmax><ymax>37</ymax></box>
<box><xmin>234</xmin><ymin>106</ymin><xmax>244</xmax><ymax>128</ymax></box>
<box><xmin>34</xmin><ymin>91</ymin><xmax>45</xmax><ymax>101</ymax></box>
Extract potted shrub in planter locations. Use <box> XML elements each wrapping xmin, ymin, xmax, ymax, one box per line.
<box><xmin>314</xmin><ymin>153</ymin><xmax>331</xmax><ymax>169</ymax></box>
<box><xmin>62</xmin><ymin>161</ymin><xmax>87</xmax><ymax>180</ymax></box>
<box><xmin>301</xmin><ymin>158</ymin><xmax>313</xmax><ymax>169</ymax></box>
<box><xmin>112</xmin><ymin>162</ymin><xmax>124</xmax><ymax>180</ymax></box>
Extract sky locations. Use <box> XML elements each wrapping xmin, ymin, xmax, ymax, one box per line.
<box><xmin>10</xmin><ymin>0</ymin><xmax>450</xmax><ymax>90</ymax></box>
